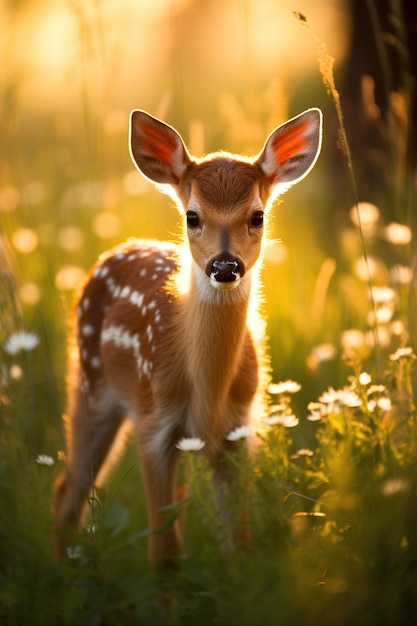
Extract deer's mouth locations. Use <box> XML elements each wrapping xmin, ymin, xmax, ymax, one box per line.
<box><xmin>206</xmin><ymin>254</ymin><xmax>245</xmax><ymax>289</ymax></box>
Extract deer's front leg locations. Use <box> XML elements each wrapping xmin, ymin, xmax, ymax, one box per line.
<box><xmin>137</xmin><ymin>431</ymin><xmax>183</xmax><ymax>568</ymax></box>
<box><xmin>211</xmin><ymin>441</ymin><xmax>252</xmax><ymax>551</ymax></box>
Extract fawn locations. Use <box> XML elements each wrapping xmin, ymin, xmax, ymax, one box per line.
<box><xmin>55</xmin><ymin>107</ymin><xmax>322</xmax><ymax>566</ymax></box>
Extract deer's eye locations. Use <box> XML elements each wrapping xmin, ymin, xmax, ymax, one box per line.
<box><xmin>186</xmin><ymin>211</ymin><xmax>200</xmax><ymax>229</ymax></box>
<box><xmin>251</xmin><ymin>211</ymin><xmax>264</xmax><ymax>228</ymax></box>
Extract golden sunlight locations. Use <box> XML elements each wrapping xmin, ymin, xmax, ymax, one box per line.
<box><xmin>3</xmin><ymin>0</ymin><xmax>350</xmax><ymax>112</ymax></box>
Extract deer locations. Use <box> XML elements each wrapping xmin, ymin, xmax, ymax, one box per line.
<box><xmin>54</xmin><ymin>106</ymin><xmax>322</xmax><ymax>567</ymax></box>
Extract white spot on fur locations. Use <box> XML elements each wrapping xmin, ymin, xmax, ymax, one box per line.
<box><xmin>139</xmin><ymin>268</ymin><xmax>147</xmax><ymax>277</ymax></box>
<box><xmin>130</xmin><ymin>291</ymin><xmax>144</xmax><ymax>308</ymax></box>
<box><xmin>105</xmin><ymin>277</ymin><xmax>113</xmax><ymax>287</ymax></box>
<box><xmin>101</xmin><ymin>325</ymin><xmax>150</xmax><ymax>377</ymax></box>
<box><xmin>81</xmin><ymin>324</ymin><xmax>95</xmax><ymax>337</ymax></box>
<box><xmin>83</xmin><ymin>298</ymin><xmax>90</xmax><ymax>310</ymax></box>
<box><xmin>120</xmin><ymin>286</ymin><xmax>131</xmax><ymax>298</ymax></box>
<box><xmin>91</xmin><ymin>356</ymin><xmax>101</xmax><ymax>369</ymax></box>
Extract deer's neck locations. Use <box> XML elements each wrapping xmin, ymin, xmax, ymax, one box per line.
<box><xmin>180</xmin><ymin>264</ymin><xmax>253</xmax><ymax>440</ymax></box>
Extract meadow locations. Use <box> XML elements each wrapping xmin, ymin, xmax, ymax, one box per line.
<box><xmin>1</xmin><ymin>1</ymin><xmax>416</xmax><ymax>624</ymax></box>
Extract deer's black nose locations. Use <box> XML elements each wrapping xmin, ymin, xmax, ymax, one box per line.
<box><xmin>212</xmin><ymin>260</ymin><xmax>239</xmax><ymax>282</ymax></box>
<box><xmin>206</xmin><ymin>254</ymin><xmax>245</xmax><ymax>283</ymax></box>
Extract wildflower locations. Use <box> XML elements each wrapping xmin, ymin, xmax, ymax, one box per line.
<box><xmin>226</xmin><ymin>426</ymin><xmax>252</xmax><ymax>441</ymax></box>
<box><xmin>340</xmin><ymin>388</ymin><xmax>362</xmax><ymax>408</ymax></box>
<box><xmin>36</xmin><ymin>454</ymin><xmax>55</xmax><ymax>466</ymax></box>
<box><xmin>318</xmin><ymin>386</ymin><xmax>362</xmax><ymax>410</ymax></box>
<box><xmin>4</xmin><ymin>331</ymin><xmax>40</xmax><ymax>355</ymax></box>
<box><xmin>367</xmin><ymin>397</ymin><xmax>392</xmax><ymax>413</ymax></box>
<box><xmin>367</xmin><ymin>384</ymin><xmax>387</xmax><ymax>395</ymax></box>
<box><xmin>268</xmin><ymin>380</ymin><xmax>301</xmax><ymax>395</ymax></box>
<box><xmin>265</xmin><ymin>413</ymin><xmax>299</xmax><ymax>428</ymax></box>
<box><xmin>67</xmin><ymin>545</ymin><xmax>83</xmax><ymax>559</ymax></box>
<box><xmin>358</xmin><ymin>372</ymin><xmax>371</xmax><ymax>385</ymax></box>
<box><xmin>389</xmin><ymin>347</ymin><xmax>415</xmax><ymax>361</ymax></box>
<box><xmin>86</xmin><ymin>524</ymin><xmax>99</xmax><ymax>533</ymax></box>
<box><xmin>317</xmin><ymin>387</ymin><xmax>339</xmax><ymax>405</ymax></box>
<box><xmin>307</xmin><ymin>402</ymin><xmax>323</xmax><ymax>422</ymax></box>
<box><xmin>294</xmin><ymin>448</ymin><xmax>314</xmax><ymax>457</ymax></box>
<box><xmin>175</xmin><ymin>437</ymin><xmax>205</xmax><ymax>451</ymax></box>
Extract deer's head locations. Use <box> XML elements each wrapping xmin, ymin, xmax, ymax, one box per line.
<box><xmin>130</xmin><ymin>108</ymin><xmax>322</xmax><ymax>294</ymax></box>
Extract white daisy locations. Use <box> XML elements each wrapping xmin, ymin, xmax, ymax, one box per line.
<box><xmin>295</xmin><ymin>448</ymin><xmax>314</xmax><ymax>457</ymax></box>
<box><xmin>226</xmin><ymin>426</ymin><xmax>252</xmax><ymax>441</ymax></box>
<box><xmin>265</xmin><ymin>413</ymin><xmax>299</xmax><ymax>428</ymax></box>
<box><xmin>389</xmin><ymin>347</ymin><xmax>415</xmax><ymax>361</ymax></box>
<box><xmin>36</xmin><ymin>454</ymin><xmax>55</xmax><ymax>466</ymax></box>
<box><xmin>175</xmin><ymin>437</ymin><xmax>205</xmax><ymax>452</ymax></box>
<box><xmin>358</xmin><ymin>372</ymin><xmax>372</xmax><ymax>385</ymax></box>
<box><xmin>67</xmin><ymin>545</ymin><xmax>83</xmax><ymax>559</ymax></box>
<box><xmin>268</xmin><ymin>380</ymin><xmax>301</xmax><ymax>395</ymax></box>
<box><xmin>3</xmin><ymin>331</ymin><xmax>40</xmax><ymax>355</ymax></box>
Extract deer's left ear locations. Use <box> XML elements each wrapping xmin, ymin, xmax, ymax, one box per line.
<box><xmin>257</xmin><ymin>108</ymin><xmax>322</xmax><ymax>190</ymax></box>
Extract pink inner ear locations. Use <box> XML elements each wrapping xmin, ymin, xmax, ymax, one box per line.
<box><xmin>272</xmin><ymin>121</ymin><xmax>309</xmax><ymax>165</ymax></box>
<box><xmin>140</xmin><ymin>122</ymin><xmax>178</xmax><ymax>165</ymax></box>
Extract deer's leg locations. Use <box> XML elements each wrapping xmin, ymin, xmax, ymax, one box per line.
<box><xmin>54</xmin><ymin>385</ymin><xmax>127</xmax><ymax>556</ymax></box>
<box><xmin>137</xmin><ymin>431</ymin><xmax>182</xmax><ymax>568</ymax></box>
<box><xmin>211</xmin><ymin>442</ymin><xmax>251</xmax><ymax>551</ymax></box>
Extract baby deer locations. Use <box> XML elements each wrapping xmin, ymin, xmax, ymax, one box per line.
<box><xmin>55</xmin><ymin>107</ymin><xmax>322</xmax><ymax>566</ymax></box>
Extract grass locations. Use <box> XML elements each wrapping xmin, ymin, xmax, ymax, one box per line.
<box><xmin>1</xmin><ymin>3</ymin><xmax>416</xmax><ymax>624</ymax></box>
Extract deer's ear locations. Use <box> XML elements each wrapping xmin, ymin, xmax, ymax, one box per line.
<box><xmin>257</xmin><ymin>108</ymin><xmax>322</xmax><ymax>190</ymax></box>
<box><xmin>129</xmin><ymin>110</ymin><xmax>191</xmax><ymax>186</ymax></box>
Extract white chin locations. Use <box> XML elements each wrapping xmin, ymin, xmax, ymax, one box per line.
<box><xmin>210</xmin><ymin>277</ymin><xmax>241</xmax><ymax>290</ymax></box>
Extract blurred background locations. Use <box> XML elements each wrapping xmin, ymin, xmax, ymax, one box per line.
<box><xmin>0</xmin><ymin>0</ymin><xmax>416</xmax><ymax>447</ymax></box>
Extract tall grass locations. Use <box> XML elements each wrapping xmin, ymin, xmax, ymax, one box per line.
<box><xmin>0</xmin><ymin>2</ymin><xmax>416</xmax><ymax>624</ymax></box>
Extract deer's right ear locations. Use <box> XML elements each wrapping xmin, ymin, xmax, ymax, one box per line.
<box><xmin>129</xmin><ymin>110</ymin><xmax>191</xmax><ymax>186</ymax></box>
